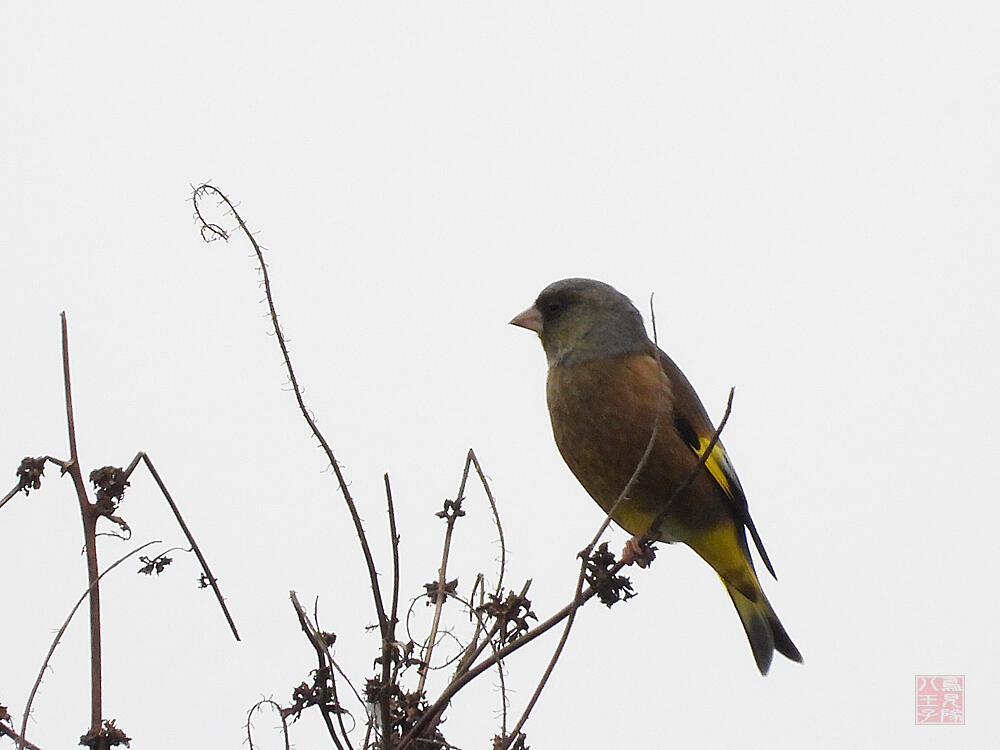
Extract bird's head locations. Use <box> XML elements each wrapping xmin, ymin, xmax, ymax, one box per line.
<box><xmin>510</xmin><ymin>278</ymin><xmax>650</xmax><ymax>366</ymax></box>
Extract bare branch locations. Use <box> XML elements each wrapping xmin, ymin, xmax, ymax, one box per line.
<box><xmin>59</xmin><ymin>312</ymin><xmax>104</xmax><ymax>735</ymax></box>
<box><xmin>121</xmin><ymin>452</ymin><xmax>239</xmax><ymax>641</ymax></box>
<box><xmin>1</xmin><ymin>721</ymin><xmax>45</xmax><ymax>750</ymax></box>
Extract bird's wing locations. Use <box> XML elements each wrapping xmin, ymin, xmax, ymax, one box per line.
<box><xmin>657</xmin><ymin>349</ymin><xmax>778</xmax><ymax>579</ymax></box>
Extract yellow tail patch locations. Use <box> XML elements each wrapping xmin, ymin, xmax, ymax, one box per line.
<box><xmin>689</xmin><ymin>525</ymin><xmax>761</xmax><ymax>602</ymax></box>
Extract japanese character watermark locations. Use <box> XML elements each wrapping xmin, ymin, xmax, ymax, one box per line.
<box><xmin>915</xmin><ymin>675</ymin><xmax>965</xmax><ymax>725</ymax></box>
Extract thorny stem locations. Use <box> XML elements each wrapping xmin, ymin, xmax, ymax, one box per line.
<box><xmin>121</xmin><ymin>452</ymin><xmax>239</xmax><ymax>640</ymax></box>
<box><xmin>245</xmin><ymin>700</ymin><xmax>290</xmax><ymax>750</ymax></box>
<box><xmin>59</xmin><ymin>312</ymin><xmax>104</xmax><ymax>738</ymax></box>
<box><xmin>467</xmin><ymin>450</ymin><xmax>506</xmax><ymax>597</ymax></box>
<box><xmin>192</xmin><ymin>184</ymin><xmax>390</xmax><ymax>639</ymax></box>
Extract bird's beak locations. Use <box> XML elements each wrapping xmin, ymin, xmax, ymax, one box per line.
<box><xmin>509</xmin><ymin>305</ymin><xmax>543</xmax><ymax>333</ymax></box>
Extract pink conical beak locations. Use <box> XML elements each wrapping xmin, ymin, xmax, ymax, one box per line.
<box><xmin>509</xmin><ymin>305</ymin><xmax>543</xmax><ymax>333</ymax></box>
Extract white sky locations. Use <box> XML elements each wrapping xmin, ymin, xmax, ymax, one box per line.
<box><xmin>2</xmin><ymin>3</ymin><xmax>997</xmax><ymax>748</ymax></box>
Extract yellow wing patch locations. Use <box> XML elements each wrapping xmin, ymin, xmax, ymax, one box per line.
<box><xmin>683</xmin><ymin>424</ymin><xmax>778</xmax><ymax>579</ymax></box>
<box><xmin>694</xmin><ymin>437</ymin><xmax>735</xmax><ymax>499</ymax></box>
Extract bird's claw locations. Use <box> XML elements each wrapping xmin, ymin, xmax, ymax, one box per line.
<box><xmin>621</xmin><ymin>536</ymin><xmax>655</xmax><ymax>568</ymax></box>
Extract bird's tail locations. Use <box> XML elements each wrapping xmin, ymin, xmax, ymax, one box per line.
<box><xmin>723</xmin><ymin>578</ymin><xmax>802</xmax><ymax>675</ymax></box>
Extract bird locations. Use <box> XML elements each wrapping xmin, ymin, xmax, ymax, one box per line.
<box><xmin>510</xmin><ymin>277</ymin><xmax>802</xmax><ymax>675</ymax></box>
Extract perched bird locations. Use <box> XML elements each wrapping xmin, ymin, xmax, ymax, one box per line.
<box><xmin>510</xmin><ymin>278</ymin><xmax>801</xmax><ymax>674</ymax></box>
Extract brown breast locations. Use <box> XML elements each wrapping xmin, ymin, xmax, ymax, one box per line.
<box><xmin>546</xmin><ymin>352</ymin><xmax>731</xmax><ymax>539</ymax></box>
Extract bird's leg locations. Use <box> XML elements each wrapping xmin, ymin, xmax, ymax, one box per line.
<box><xmin>621</xmin><ymin>536</ymin><xmax>655</xmax><ymax>568</ymax></box>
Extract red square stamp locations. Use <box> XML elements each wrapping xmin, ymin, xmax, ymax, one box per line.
<box><xmin>915</xmin><ymin>675</ymin><xmax>965</xmax><ymax>725</ymax></box>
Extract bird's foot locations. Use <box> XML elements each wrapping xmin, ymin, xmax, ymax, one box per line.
<box><xmin>621</xmin><ymin>536</ymin><xmax>655</xmax><ymax>568</ymax></box>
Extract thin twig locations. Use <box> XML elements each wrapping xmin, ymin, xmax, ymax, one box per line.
<box><xmin>403</xmin><ymin>580</ymin><xmax>529</xmax><ymax>750</ymax></box>
<box><xmin>121</xmin><ymin>452</ymin><xmax>239</xmax><ymax>640</ymax></box>
<box><xmin>289</xmin><ymin>592</ymin><xmax>351</xmax><ymax>750</ymax></box>
<box><xmin>324</xmin><ymin>661</ymin><xmax>354</xmax><ymax>750</ymax></box>
<box><xmin>502</xmin><ymin>600</ymin><xmax>578</xmax><ymax>745</ymax></box>
<box><xmin>18</xmin><ymin>541</ymin><xmax>160</xmax><ymax>750</ymax></box>
<box><xmin>399</xmin><ymin>573</ymin><xmax>607</xmax><ymax>747</ymax></box>
<box><xmin>416</xmin><ymin>455</ymin><xmax>474</xmax><ymax>695</ymax></box>
<box><xmin>416</xmin><ymin>450</ymin><xmax>507</xmax><ymax>697</ymax></box>
<box><xmin>640</xmin><ymin>387</ymin><xmax>735</xmax><ymax>545</ymax></box>
<box><xmin>487</xmin><ymin>580</ymin><xmax>530</xmax><ymax>738</ymax></box>
<box><xmin>245</xmin><ymin>699</ymin><xmax>290</xmax><ymax>750</ymax></box>
<box><xmin>424</xmin><ymin>452</ymin><xmax>513</xmax><ymax>738</ymax></box>
<box><xmin>302</xmin><ymin>598</ymin><xmax>368</xmax><ymax>725</ymax></box>
<box><xmin>451</xmin><ymin>580</ymin><xmax>529</xmax><ymax>682</ymax></box>
<box><xmin>192</xmin><ymin>184</ymin><xmax>390</xmax><ymax>641</ymax></box>
<box><xmin>381</xmin><ymin>473</ymin><xmax>400</xmax><ymax>750</ymax></box>
<box><xmin>467</xmin><ymin>450</ymin><xmax>506</xmax><ymax>597</ymax></box>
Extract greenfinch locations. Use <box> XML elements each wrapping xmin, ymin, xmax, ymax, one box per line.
<box><xmin>511</xmin><ymin>278</ymin><xmax>801</xmax><ymax>675</ymax></box>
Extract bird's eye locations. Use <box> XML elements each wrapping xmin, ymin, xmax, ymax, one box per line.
<box><xmin>542</xmin><ymin>300</ymin><xmax>563</xmax><ymax>316</ymax></box>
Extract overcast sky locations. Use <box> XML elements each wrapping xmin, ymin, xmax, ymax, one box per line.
<box><xmin>2</xmin><ymin>3</ymin><xmax>997</xmax><ymax>748</ymax></box>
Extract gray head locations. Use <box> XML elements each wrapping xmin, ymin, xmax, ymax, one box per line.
<box><xmin>510</xmin><ymin>278</ymin><xmax>650</xmax><ymax>366</ymax></box>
